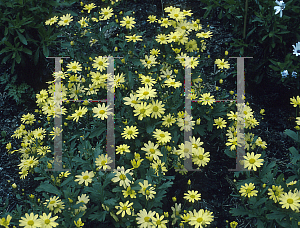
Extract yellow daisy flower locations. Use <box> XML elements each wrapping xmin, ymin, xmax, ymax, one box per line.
<box><xmin>116</xmin><ymin>144</ymin><xmax>130</xmax><ymax>155</ymax></box>
<box><xmin>161</xmin><ymin>113</ymin><xmax>176</xmax><ymax>127</ymax></box>
<box><xmin>111</xmin><ymin>166</ymin><xmax>133</xmax><ymax>188</ymax></box>
<box><xmin>74</xmin><ymin>171</ymin><xmax>94</xmax><ymax>186</ymax></box>
<box><xmin>21</xmin><ymin>113</ymin><xmax>36</xmax><ymax>125</ymax></box>
<box><xmin>147</xmin><ymin>15</ymin><xmax>157</xmax><ymax>23</ymax></box>
<box><xmin>99</xmin><ymin>6</ymin><xmax>114</xmax><ymax>21</ymax></box>
<box><xmin>192</xmin><ymin>147</ymin><xmax>210</xmax><ymax>167</ymax></box>
<box><xmin>45</xmin><ymin>16</ymin><xmax>58</xmax><ymax>25</ymax></box>
<box><xmin>279</xmin><ymin>190</ymin><xmax>300</xmax><ymax>211</ymax></box>
<box><xmin>136</xmin><ymin>209</ymin><xmax>155</xmax><ymax>227</ymax></box>
<box><xmin>200</xmin><ymin>93</ymin><xmax>215</xmax><ymax>105</ymax></box>
<box><xmin>290</xmin><ymin>96</ymin><xmax>300</xmax><ymax>107</ymax></box>
<box><xmin>66</xmin><ymin>61</ymin><xmax>82</xmax><ymax>73</ymax></box>
<box><xmin>153</xmin><ymin>129</ymin><xmax>171</xmax><ymax>144</ymax></box>
<box><xmin>136</xmin><ymin>84</ymin><xmax>157</xmax><ymax>100</ymax></box>
<box><xmin>58</xmin><ymin>14</ymin><xmax>73</xmax><ymax>26</ymax></box>
<box><xmin>121</xmin><ymin>126</ymin><xmax>139</xmax><ymax>140</ymax></box>
<box><xmin>115</xmin><ymin>201</ymin><xmax>134</xmax><ymax>217</ymax></box>
<box><xmin>155</xmin><ymin>34</ymin><xmax>168</xmax><ymax>44</ymax></box>
<box><xmin>183</xmin><ymin>190</ymin><xmax>201</xmax><ymax>203</ymax></box>
<box><xmin>141</xmin><ymin>141</ymin><xmax>162</xmax><ymax>161</ymax></box>
<box><xmin>95</xmin><ymin>154</ymin><xmax>113</xmax><ymax>170</ymax></box>
<box><xmin>19</xmin><ymin>212</ymin><xmax>39</xmax><ymax>228</ymax></box>
<box><xmin>213</xmin><ymin>117</ymin><xmax>227</xmax><ymax>129</ymax></box>
<box><xmin>140</xmin><ymin>55</ymin><xmax>157</xmax><ymax>69</ymax></box>
<box><xmin>92</xmin><ymin>103</ymin><xmax>113</xmax><ymax>120</ymax></box>
<box><xmin>83</xmin><ymin>3</ymin><xmax>96</xmax><ymax>13</ymax></box>
<box><xmin>151</xmin><ymin>213</ymin><xmax>168</xmax><ymax>228</ymax></box>
<box><xmin>189</xmin><ymin>209</ymin><xmax>214</xmax><ymax>228</ymax></box>
<box><xmin>37</xmin><ymin>212</ymin><xmax>59</xmax><ymax>228</ymax></box>
<box><xmin>120</xmin><ymin>16</ymin><xmax>136</xmax><ymax>29</ymax></box>
<box><xmin>125</xmin><ymin>34</ymin><xmax>143</xmax><ymax>42</ymax></box>
<box><xmin>239</xmin><ymin>183</ymin><xmax>258</xmax><ymax>198</ymax></box>
<box><xmin>243</xmin><ymin>152</ymin><xmax>264</xmax><ymax>171</ymax></box>
<box><xmin>0</xmin><ymin>214</ymin><xmax>12</xmax><ymax>228</ymax></box>
<box><xmin>122</xmin><ymin>186</ymin><xmax>137</xmax><ymax>198</ymax></box>
<box><xmin>92</xmin><ymin>56</ymin><xmax>108</xmax><ymax>72</ymax></box>
<box><xmin>196</xmin><ymin>31</ymin><xmax>213</xmax><ymax>38</ymax></box>
<box><xmin>215</xmin><ymin>59</ymin><xmax>230</xmax><ymax>69</ymax></box>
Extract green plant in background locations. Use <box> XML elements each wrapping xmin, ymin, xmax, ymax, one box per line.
<box><xmin>0</xmin><ymin>0</ymin><xmax>77</xmax><ymax>104</ymax></box>
<box><xmin>0</xmin><ymin>131</ymin><xmax>7</xmax><ymax>145</ymax></box>
<box><xmin>199</xmin><ymin>0</ymin><xmax>300</xmax><ymax>85</ymax></box>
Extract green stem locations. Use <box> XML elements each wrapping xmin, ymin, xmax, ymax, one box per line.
<box><xmin>243</xmin><ymin>0</ymin><xmax>249</xmax><ymax>40</ymax></box>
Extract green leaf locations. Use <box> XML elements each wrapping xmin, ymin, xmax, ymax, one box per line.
<box><xmin>289</xmin><ymin>147</ymin><xmax>300</xmax><ymax>164</ymax></box>
<box><xmin>128</xmin><ymin>71</ymin><xmax>134</xmax><ymax>89</ymax></box>
<box><xmin>4</xmin><ymin>27</ymin><xmax>8</xmax><ymax>36</ymax></box>
<box><xmin>224</xmin><ymin>148</ymin><xmax>236</xmax><ymax>158</ymax></box>
<box><xmin>22</xmin><ymin>48</ymin><xmax>32</xmax><ymax>55</ymax></box>
<box><xmin>284</xmin><ymin>129</ymin><xmax>300</xmax><ymax>142</ymax></box>
<box><xmin>60</xmin><ymin>176</ymin><xmax>74</xmax><ymax>187</ymax></box>
<box><xmin>266</xmin><ymin>211</ymin><xmax>285</xmax><ymax>220</ymax></box>
<box><xmin>230</xmin><ymin>207</ymin><xmax>249</xmax><ymax>216</ymax></box>
<box><xmin>42</xmin><ymin>44</ymin><xmax>49</xmax><ymax>57</ymax></box>
<box><xmin>88</xmin><ymin>211</ymin><xmax>107</xmax><ymax>222</ymax></box>
<box><xmin>35</xmin><ymin>182</ymin><xmax>61</xmax><ymax>196</ymax></box>
<box><xmin>34</xmin><ymin>48</ymin><xmax>39</xmax><ymax>65</ymax></box>
<box><xmin>16</xmin><ymin>52</ymin><xmax>21</xmax><ymax>64</ymax></box>
<box><xmin>16</xmin><ymin>30</ymin><xmax>27</xmax><ymax>45</ymax></box>
<box><xmin>262</xmin><ymin>34</ymin><xmax>268</xmax><ymax>41</ymax></box>
<box><xmin>146</xmin><ymin>124</ymin><xmax>155</xmax><ymax>134</ymax></box>
<box><xmin>90</xmin><ymin>127</ymin><xmax>106</xmax><ymax>138</ymax></box>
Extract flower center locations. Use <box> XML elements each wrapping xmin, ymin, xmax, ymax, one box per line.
<box><xmin>83</xmin><ymin>175</ymin><xmax>89</xmax><ymax>180</ymax></box>
<box><xmin>153</xmin><ymin>106</ymin><xmax>158</xmax><ymax>112</ymax></box>
<box><xmin>119</xmin><ymin>174</ymin><xmax>126</xmax><ymax>180</ymax></box>
<box><xmin>147</xmin><ymin>61</ymin><xmax>151</xmax><ymax>64</ymax></box>
<box><xmin>249</xmin><ymin>158</ymin><xmax>255</xmax><ymax>164</ymax></box>
<box><xmin>159</xmin><ymin>134</ymin><xmax>165</xmax><ymax>138</ymax></box>
<box><xmin>122</xmin><ymin>206</ymin><xmax>128</xmax><ymax>211</ymax></box>
<box><xmin>27</xmin><ymin>220</ymin><xmax>34</xmax><ymax>225</ymax></box>
<box><xmin>197</xmin><ymin>217</ymin><xmax>203</xmax><ymax>223</ymax></box>
<box><xmin>287</xmin><ymin>199</ymin><xmax>294</xmax><ymax>204</ymax></box>
<box><xmin>50</xmin><ymin>200</ymin><xmax>56</xmax><ymax>204</ymax></box>
<box><xmin>198</xmin><ymin>155</ymin><xmax>203</xmax><ymax>160</ymax></box>
<box><xmin>101</xmin><ymin>160</ymin><xmax>106</xmax><ymax>166</ymax></box>
<box><xmin>99</xmin><ymin>110</ymin><xmax>105</xmax><ymax>114</ymax></box>
<box><xmin>140</xmin><ymin>109</ymin><xmax>145</xmax><ymax>114</ymax></box>
<box><xmin>143</xmin><ymin>91</ymin><xmax>149</xmax><ymax>95</ymax></box>
<box><xmin>150</xmin><ymin>149</ymin><xmax>155</xmax><ymax>154</ymax></box>
<box><xmin>45</xmin><ymin>219</ymin><xmax>50</xmax><ymax>224</ymax></box>
<box><xmin>72</xmin><ymin>66</ymin><xmax>77</xmax><ymax>69</ymax></box>
<box><xmin>246</xmin><ymin>189</ymin><xmax>252</xmax><ymax>193</ymax></box>
<box><xmin>144</xmin><ymin>216</ymin><xmax>150</xmax><ymax>222</ymax></box>
<box><xmin>64</xmin><ymin>20</ymin><xmax>69</xmax><ymax>23</ymax></box>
